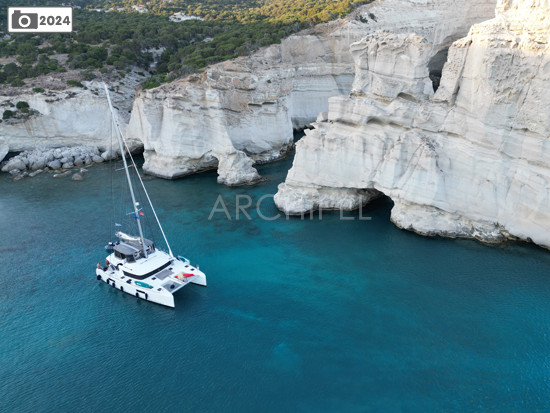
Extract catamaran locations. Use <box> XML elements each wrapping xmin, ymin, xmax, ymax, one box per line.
<box><xmin>95</xmin><ymin>83</ymin><xmax>206</xmax><ymax>307</ymax></box>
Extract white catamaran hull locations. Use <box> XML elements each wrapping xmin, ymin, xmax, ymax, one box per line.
<box><xmin>96</xmin><ymin>251</ymin><xmax>206</xmax><ymax>308</ymax></box>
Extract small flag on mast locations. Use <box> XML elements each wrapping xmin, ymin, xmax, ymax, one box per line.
<box><xmin>139</xmin><ymin>211</ymin><xmax>145</xmax><ymax>216</ymax></box>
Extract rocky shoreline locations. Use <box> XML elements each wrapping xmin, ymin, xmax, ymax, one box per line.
<box><xmin>0</xmin><ymin>145</ymin><xmax>118</xmax><ymax>182</ymax></box>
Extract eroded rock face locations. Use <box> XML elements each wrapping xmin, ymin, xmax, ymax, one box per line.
<box><xmin>0</xmin><ymin>138</ymin><xmax>8</xmax><ymax>164</ymax></box>
<box><xmin>127</xmin><ymin>27</ymin><xmax>358</xmax><ymax>182</ymax></box>
<box><xmin>350</xmin><ymin>32</ymin><xmax>436</xmax><ymax>100</ymax></box>
<box><xmin>128</xmin><ymin>68</ymin><xmax>295</xmax><ymax>181</ymax></box>
<box><xmin>0</xmin><ymin>81</ymin><xmax>140</xmax><ymax>153</ymax></box>
<box><xmin>128</xmin><ymin>0</ymin><xmax>496</xmax><ymax>184</ymax></box>
<box><xmin>275</xmin><ymin>0</ymin><xmax>550</xmax><ymax>247</ymax></box>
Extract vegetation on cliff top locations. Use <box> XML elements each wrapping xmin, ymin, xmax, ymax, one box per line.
<box><xmin>0</xmin><ymin>0</ymin><xmax>368</xmax><ymax>88</ymax></box>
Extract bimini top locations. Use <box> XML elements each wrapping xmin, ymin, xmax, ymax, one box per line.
<box><xmin>114</xmin><ymin>238</ymin><xmax>155</xmax><ymax>262</ymax></box>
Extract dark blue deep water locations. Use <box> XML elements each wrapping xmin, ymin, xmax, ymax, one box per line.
<box><xmin>1</xmin><ymin>148</ymin><xmax>550</xmax><ymax>412</ymax></box>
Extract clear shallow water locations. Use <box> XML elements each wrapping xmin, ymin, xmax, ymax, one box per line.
<box><xmin>1</xmin><ymin>150</ymin><xmax>550</xmax><ymax>412</ymax></box>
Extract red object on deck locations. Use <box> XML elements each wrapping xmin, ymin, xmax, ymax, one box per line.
<box><xmin>183</xmin><ymin>273</ymin><xmax>194</xmax><ymax>278</ymax></box>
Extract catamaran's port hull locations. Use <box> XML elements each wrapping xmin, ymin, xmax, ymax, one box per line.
<box><xmin>96</xmin><ymin>268</ymin><xmax>178</xmax><ymax>307</ymax></box>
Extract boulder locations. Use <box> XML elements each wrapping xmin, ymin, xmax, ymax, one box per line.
<box><xmin>47</xmin><ymin>160</ymin><xmax>62</xmax><ymax>169</ymax></box>
<box><xmin>2</xmin><ymin>158</ymin><xmax>26</xmax><ymax>172</ymax></box>
<box><xmin>29</xmin><ymin>169</ymin><xmax>43</xmax><ymax>177</ymax></box>
<box><xmin>101</xmin><ymin>150</ymin><xmax>115</xmax><ymax>160</ymax></box>
<box><xmin>29</xmin><ymin>158</ymin><xmax>46</xmax><ymax>170</ymax></box>
<box><xmin>53</xmin><ymin>171</ymin><xmax>71</xmax><ymax>178</ymax></box>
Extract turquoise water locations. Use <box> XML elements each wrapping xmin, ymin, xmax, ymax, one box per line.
<box><xmin>1</xmin><ymin>147</ymin><xmax>550</xmax><ymax>412</ymax></box>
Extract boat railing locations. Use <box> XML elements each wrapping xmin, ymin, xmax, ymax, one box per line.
<box><xmin>177</xmin><ymin>255</ymin><xmax>190</xmax><ymax>264</ymax></box>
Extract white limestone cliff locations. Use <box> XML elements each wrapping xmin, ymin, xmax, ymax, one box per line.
<box><xmin>275</xmin><ymin>0</ymin><xmax>550</xmax><ymax>247</ymax></box>
<box><xmin>0</xmin><ymin>80</ymin><xmax>140</xmax><ymax>164</ymax></box>
<box><xmin>128</xmin><ymin>0</ymin><xmax>496</xmax><ymax>184</ymax></box>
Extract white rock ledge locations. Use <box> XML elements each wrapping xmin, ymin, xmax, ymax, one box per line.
<box><xmin>274</xmin><ymin>182</ymin><xmax>382</xmax><ymax>215</ymax></box>
<box><xmin>390</xmin><ymin>201</ymin><xmax>515</xmax><ymax>243</ymax></box>
<box><xmin>142</xmin><ymin>151</ymin><xmax>217</xmax><ymax>180</ymax></box>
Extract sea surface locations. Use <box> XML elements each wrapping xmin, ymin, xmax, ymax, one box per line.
<box><xmin>1</xmin><ymin>144</ymin><xmax>550</xmax><ymax>412</ymax></box>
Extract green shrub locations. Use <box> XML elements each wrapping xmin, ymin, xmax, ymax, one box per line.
<box><xmin>3</xmin><ymin>110</ymin><xmax>15</xmax><ymax>120</ymax></box>
<box><xmin>33</xmin><ymin>87</ymin><xmax>45</xmax><ymax>93</ymax></box>
<box><xmin>80</xmin><ymin>70</ymin><xmax>96</xmax><ymax>81</ymax></box>
<box><xmin>16</xmin><ymin>101</ymin><xmax>29</xmax><ymax>110</ymax></box>
<box><xmin>3</xmin><ymin>63</ymin><xmax>19</xmax><ymax>77</ymax></box>
<box><xmin>67</xmin><ymin>80</ymin><xmax>84</xmax><ymax>88</ymax></box>
<box><xmin>10</xmin><ymin>78</ymin><xmax>24</xmax><ymax>87</ymax></box>
<box><xmin>142</xmin><ymin>78</ymin><xmax>161</xmax><ymax>89</ymax></box>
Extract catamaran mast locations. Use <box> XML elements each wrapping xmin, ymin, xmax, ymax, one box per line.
<box><xmin>118</xmin><ymin>138</ymin><xmax>175</xmax><ymax>258</ymax></box>
<box><xmin>103</xmin><ymin>83</ymin><xmax>148</xmax><ymax>258</ymax></box>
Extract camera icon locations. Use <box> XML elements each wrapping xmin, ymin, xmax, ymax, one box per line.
<box><xmin>11</xmin><ymin>10</ymin><xmax>38</xmax><ymax>30</ymax></box>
